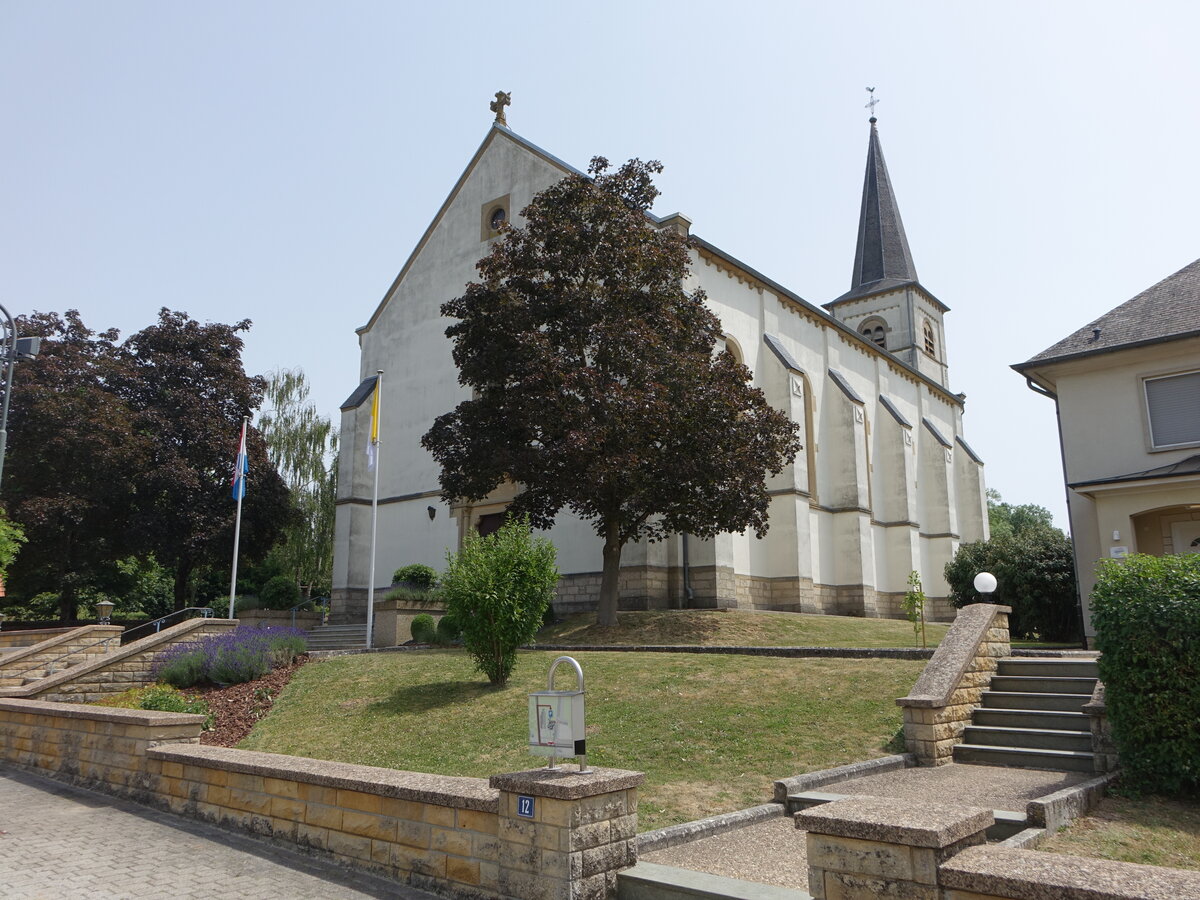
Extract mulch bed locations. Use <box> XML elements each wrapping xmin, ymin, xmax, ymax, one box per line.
<box><xmin>191</xmin><ymin>655</ymin><xmax>311</xmax><ymax>747</ymax></box>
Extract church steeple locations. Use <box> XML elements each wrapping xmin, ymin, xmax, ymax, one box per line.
<box><xmin>826</xmin><ymin>111</ymin><xmax>952</xmax><ymax>388</ymax></box>
<box><xmin>849</xmin><ymin>117</ymin><xmax>918</xmax><ymax>296</ymax></box>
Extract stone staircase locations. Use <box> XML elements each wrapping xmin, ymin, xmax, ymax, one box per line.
<box><xmin>305</xmin><ymin>623</ymin><xmax>368</xmax><ymax>652</ymax></box>
<box><xmin>953</xmin><ymin>657</ymin><xmax>1098</xmax><ymax>772</ymax></box>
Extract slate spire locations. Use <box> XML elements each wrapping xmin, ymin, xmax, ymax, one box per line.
<box><xmin>849</xmin><ymin>117</ymin><xmax>918</xmax><ymax>295</ymax></box>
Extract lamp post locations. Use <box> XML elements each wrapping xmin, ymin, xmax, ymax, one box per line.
<box><xmin>95</xmin><ymin>600</ymin><xmax>115</xmax><ymax>625</ymax></box>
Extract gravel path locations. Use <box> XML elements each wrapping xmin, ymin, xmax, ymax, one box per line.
<box><xmin>642</xmin><ymin>763</ymin><xmax>1089</xmax><ymax>891</ymax></box>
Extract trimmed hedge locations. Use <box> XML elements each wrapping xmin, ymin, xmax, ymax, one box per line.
<box><xmin>393</xmin><ymin>564</ymin><xmax>438</xmax><ymax>588</ymax></box>
<box><xmin>435</xmin><ymin>613</ymin><xmax>460</xmax><ymax>644</ymax></box>
<box><xmin>1091</xmin><ymin>553</ymin><xmax>1200</xmax><ymax>796</ymax></box>
<box><xmin>410</xmin><ymin>613</ymin><xmax>437</xmax><ymax>643</ymax></box>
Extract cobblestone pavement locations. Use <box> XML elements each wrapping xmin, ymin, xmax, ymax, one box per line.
<box><xmin>0</xmin><ymin>768</ymin><xmax>438</xmax><ymax>899</ymax></box>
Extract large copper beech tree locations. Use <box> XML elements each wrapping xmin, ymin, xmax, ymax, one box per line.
<box><xmin>423</xmin><ymin>158</ymin><xmax>801</xmax><ymax>627</ymax></box>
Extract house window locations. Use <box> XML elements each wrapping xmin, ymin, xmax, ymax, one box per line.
<box><xmin>923</xmin><ymin>321</ymin><xmax>936</xmax><ymax>357</ymax></box>
<box><xmin>1145</xmin><ymin>370</ymin><xmax>1200</xmax><ymax>449</ymax></box>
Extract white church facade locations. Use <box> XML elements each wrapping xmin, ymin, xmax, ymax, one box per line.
<box><xmin>331</xmin><ymin>104</ymin><xmax>988</xmax><ymax>625</ymax></box>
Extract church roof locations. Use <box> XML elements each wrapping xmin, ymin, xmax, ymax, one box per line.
<box><xmin>1015</xmin><ymin>257</ymin><xmax>1200</xmax><ymax>371</ymax></box>
<box><xmin>829</xmin><ymin>118</ymin><xmax>920</xmax><ymax>306</ymax></box>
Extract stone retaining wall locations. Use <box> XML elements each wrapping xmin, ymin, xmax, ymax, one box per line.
<box><xmin>896</xmin><ymin>603</ymin><xmax>1011</xmax><ymax>766</ymax></box>
<box><xmin>0</xmin><ymin>627</ymin><xmax>76</xmax><ymax>649</ymax></box>
<box><xmin>0</xmin><ymin>697</ymin><xmax>643</xmax><ymax>898</ymax></box>
<box><xmin>235</xmin><ymin>609</ymin><xmax>324</xmax><ymax>631</ymax></box>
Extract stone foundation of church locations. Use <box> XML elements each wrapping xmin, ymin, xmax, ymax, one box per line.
<box><xmin>332</xmin><ymin>568</ymin><xmax>955</xmax><ymax>631</ymax></box>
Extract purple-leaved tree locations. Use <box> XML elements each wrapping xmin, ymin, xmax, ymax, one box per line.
<box><xmin>423</xmin><ymin>158</ymin><xmax>800</xmax><ymax>626</ymax></box>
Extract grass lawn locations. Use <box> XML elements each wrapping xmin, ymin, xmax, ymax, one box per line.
<box><xmin>241</xmin><ymin>648</ymin><xmax>923</xmax><ymax>831</ymax></box>
<box><xmin>1039</xmin><ymin>795</ymin><xmax>1200</xmax><ymax>871</ymax></box>
<box><xmin>536</xmin><ymin>609</ymin><xmax>948</xmax><ymax>648</ymax></box>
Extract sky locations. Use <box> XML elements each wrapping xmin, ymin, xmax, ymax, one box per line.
<box><xmin>3</xmin><ymin>1</ymin><xmax>1197</xmax><ymax>531</ymax></box>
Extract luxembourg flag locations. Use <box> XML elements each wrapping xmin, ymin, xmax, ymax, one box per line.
<box><xmin>231</xmin><ymin>420</ymin><xmax>249</xmax><ymax>500</ymax></box>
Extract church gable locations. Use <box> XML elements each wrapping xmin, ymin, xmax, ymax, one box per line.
<box><xmin>357</xmin><ymin>126</ymin><xmax>576</xmax><ymax>343</ymax></box>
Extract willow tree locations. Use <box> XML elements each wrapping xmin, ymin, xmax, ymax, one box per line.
<box><xmin>258</xmin><ymin>368</ymin><xmax>338</xmax><ymax>598</ymax></box>
<box><xmin>423</xmin><ymin>157</ymin><xmax>800</xmax><ymax>626</ymax></box>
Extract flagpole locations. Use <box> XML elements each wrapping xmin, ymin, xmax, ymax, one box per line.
<box><xmin>366</xmin><ymin>371</ymin><xmax>383</xmax><ymax>650</ymax></box>
<box><xmin>228</xmin><ymin>415</ymin><xmax>249</xmax><ymax>620</ymax></box>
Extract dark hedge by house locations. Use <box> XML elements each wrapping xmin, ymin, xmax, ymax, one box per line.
<box><xmin>1091</xmin><ymin>553</ymin><xmax>1200</xmax><ymax>796</ymax></box>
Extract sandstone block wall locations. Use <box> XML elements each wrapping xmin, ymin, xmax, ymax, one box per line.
<box><xmin>0</xmin><ymin>698</ymin><xmax>643</xmax><ymax>898</ymax></box>
<box><xmin>0</xmin><ymin>625</ymin><xmax>124</xmax><ymax>688</ymax></box>
<box><xmin>0</xmin><ymin>619</ymin><xmax>237</xmax><ymax>703</ymax></box>
<box><xmin>0</xmin><ymin>627</ymin><xmax>76</xmax><ymax>649</ymax></box>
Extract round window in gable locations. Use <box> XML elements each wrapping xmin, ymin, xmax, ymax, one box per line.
<box><xmin>489</xmin><ymin>207</ymin><xmax>507</xmax><ymax>231</ymax></box>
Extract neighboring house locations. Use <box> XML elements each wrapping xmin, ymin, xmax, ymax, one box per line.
<box><xmin>1013</xmin><ymin>258</ymin><xmax>1200</xmax><ymax>639</ymax></box>
<box><xmin>331</xmin><ymin>104</ymin><xmax>988</xmax><ymax>625</ymax></box>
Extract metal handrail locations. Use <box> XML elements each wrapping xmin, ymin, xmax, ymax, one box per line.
<box><xmin>119</xmin><ymin>607</ymin><xmax>215</xmax><ymax>646</ymax></box>
<box><xmin>289</xmin><ymin>597</ymin><xmax>329</xmax><ymax>629</ymax></box>
<box><xmin>8</xmin><ymin>607</ymin><xmax>215</xmax><ymax>681</ymax></box>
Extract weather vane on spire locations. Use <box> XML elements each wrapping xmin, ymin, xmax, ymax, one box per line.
<box><xmin>865</xmin><ymin>86</ymin><xmax>879</xmax><ymax>119</ymax></box>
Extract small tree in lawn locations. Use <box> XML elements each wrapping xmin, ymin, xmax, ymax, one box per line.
<box><xmin>423</xmin><ymin>157</ymin><xmax>801</xmax><ymax>626</ymax></box>
<box><xmin>438</xmin><ymin>516</ymin><xmax>557</xmax><ymax>685</ymax></box>
<box><xmin>902</xmin><ymin>570</ymin><xmax>927</xmax><ymax>648</ymax></box>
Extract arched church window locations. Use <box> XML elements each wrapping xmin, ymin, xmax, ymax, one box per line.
<box><xmin>722</xmin><ymin>334</ymin><xmax>745</xmax><ymax>367</ymax></box>
<box><xmin>923</xmin><ymin>321</ymin><xmax>936</xmax><ymax>357</ymax></box>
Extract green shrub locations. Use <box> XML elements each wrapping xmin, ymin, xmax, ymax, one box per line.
<box><xmin>393</xmin><ymin>564</ymin><xmax>438</xmax><ymax>588</ymax></box>
<box><xmin>1092</xmin><ymin>553</ymin><xmax>1200</xmax><ymax>796</ymax></box>
<box><xmin>944</xmin><ymin>530</ymin><xmax>1078</xmax><ymax>641</ymax></box>
<box><xmin>439</xmin><ymin>516</ymin><xmax>557</xmax><ymax>685</ymax></box>
<box><xmin>259</xmin><ymin>575</ymin><xmax>301</xmax><ymax>610</ymax></box>
<box><xmin>435</xmin><ymin>613</ymin><xmax>461</xmax><ymax>644</ymax></box>
<box><xmin>137</xmin><ymin>684</ymin><xmax>214</xmax><ymax>729</ymax></box>
<box><xmin>411</xmin><ymin>613</ymin><xmax>437</xmax><ymax>643</ymax></box>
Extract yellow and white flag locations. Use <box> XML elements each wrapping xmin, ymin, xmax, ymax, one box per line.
<box><xmin>366</xmin><ymin>378</ymin><xmax>380</xmax><ymax>470</ymax></box>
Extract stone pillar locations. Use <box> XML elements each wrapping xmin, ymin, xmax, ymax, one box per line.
<box><xmin>1083</xmin><ymin>681</ymin><xmax>1118</xmax><ymax>773</ymax></box>
<box><xmin>489</xmin><ymin>766</ymin><xmax>643</xmax><ymax>900</ymax></box>
<box><xmin>795</xmin><ymin>796</ymin><xmax>992</xmax><ymax>899</ymax></box>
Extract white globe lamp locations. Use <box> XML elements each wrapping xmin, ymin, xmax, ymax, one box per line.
<box><xmin>973</xmin><ymin>572</ymin><xmax>997</xmax><ymax>595</ymax></box>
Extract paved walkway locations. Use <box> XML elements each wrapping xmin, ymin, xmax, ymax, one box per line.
<box><xmin>0</xmin><ymin>767</ymin><xmax>438</xmax><ymax>899</ymax></box>
<box><xmin>643</xmin><ymin>763</ymin><xmax>1090</xmax><ymax>892</ymax></box>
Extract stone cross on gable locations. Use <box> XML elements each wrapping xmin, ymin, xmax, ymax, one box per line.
<box><xmin>490</xmin><ymin>91</ymin><xmax>511</xmax><ymax>126</ymax></box>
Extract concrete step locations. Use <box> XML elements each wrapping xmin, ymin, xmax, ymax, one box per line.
<box><xmin>980</xmin><ymin>691</ymin><xmax>1090</xmax><ymax>713</ymax></box>
<box><xmin>962</xmin><ymin>725</ymin><xmax>1092</xmax><ymax>753</ymax></box>
<box><xmin>618</xmin><ymin>861</ymin><xmax>811</xmax><ymax>900</ymax></box>
<box><xmin>988</xmin><ymin>675</ymin><xmax>1097</xmax><ymax>695</ymax></box>
<box><xmin>954</xmin><ymin>743</ymin><xmax>1096</xmax><ymax>773</ymax></box>
<box><xmin>972</xmin><ymin>708</ymin><xmax>1090</xmax><ymax>732</ymax></box>
<box><xmin>997</xmin><ymin>658</ymin><xmax>1099</xmax><ymax>679</ymax></box>
<box><xmin>306</xmin><ymin>624</ymin><xmax>367</xmax><ymax>651</ymax></box>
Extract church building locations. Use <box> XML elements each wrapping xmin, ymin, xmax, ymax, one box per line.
<box><xmin>331</xmin><ymin>100</ymin><xmax>988</xmax><ymax>625</ymax></box>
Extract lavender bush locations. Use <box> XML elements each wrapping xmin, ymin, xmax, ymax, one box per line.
<box><xmin>152</xmin><ymin>626</ymin><xmax>307</xmax><ymax>688</ymax></box>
